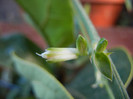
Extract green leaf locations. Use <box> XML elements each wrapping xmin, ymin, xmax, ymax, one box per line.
<box><xmin>94</xmin><ymin>52</ymin><xmax>112</xmax><ymax>80</ymax></box>
<box><xmin>76</xmin><ymin>35</ymin><xmax>88</xmax><ymax>55</ymax></box>
<box><xmin>32</xmin><ymin>81</ymin><xmax>55</xmax><ymax>99</ymax></box>
<box><xmin>66</xmin><ymin>63</ymin><xmax>110</xmax><ymax>99</ymax></box>
<box><xmin>12</xmin><ymin>53</ymin><xmax>73</xmax><ymax>99</ymax></box>
<box><xmin>96</xmin><ymin>38</ymin><xmax>108</xmax><ymax>53</ymax></box>
<box><xmin>67</xmin><ymin>47</ymin><xmax>132</xmax><ymax>99</ymax></box>
<box><xmin>16</xmin><ymin>0</ymin><xmax>74</xmax><ymax>47</ymax></box>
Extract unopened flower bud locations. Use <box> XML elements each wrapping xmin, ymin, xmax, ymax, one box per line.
<box><xmin>76</xmin><ymin>35</ymin><xmax>88</xmax><ymax>55</ymax></box>
<box><xmin>96</xmin><ymin>38</ymin><xmax>108</xmax><ymax>53</ymax></box>
<box><xmin>36</xmin><ymin>48</ymin><xmax>79</xmax><ymax>62</ymax></box>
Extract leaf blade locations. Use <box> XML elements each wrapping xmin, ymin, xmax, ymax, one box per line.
<box><xmin>12</xmin><ymin>53</ymin><xmax>73</xmax><ymax>99</ymax></box>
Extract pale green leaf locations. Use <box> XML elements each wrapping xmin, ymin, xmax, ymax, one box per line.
<box><xmin>32</xmin><ymin>81</ymin><xmax>55</xmax><ymax>99</ymax></box>
<box><xmin>12</xmin><ymin>53</ymin><xmax>73</xmax><ymax>99</ymax></box>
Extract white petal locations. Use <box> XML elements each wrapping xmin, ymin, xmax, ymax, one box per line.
<box><xmin>37</xmin><ymin>48</ymin><xmax>79</xmax><ymax>62</ymax></box>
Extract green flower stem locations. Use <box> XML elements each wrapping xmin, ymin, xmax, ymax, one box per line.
<box><xmin>72</xmin><ymin>0</ymin><xmax>129</xmax><ymax>98</ymax></box>
<box><xmin>72</xmin><ymin>0</ymin><xmax>100</xmax><ymax>43</ymax></box>
<box><xmin>125</xmin><ymin>0</ymin><xmax>132</xmax><ymax>12</ymax></box>
<box><xmin>74</xmin><ymin>5</ymin><xmax>115</xmax><ymax>99</ymax></box>
<box><xmin>75</xmin><ymin>15</ymin><xmax>92</xmax><ymax>52</ymax></box>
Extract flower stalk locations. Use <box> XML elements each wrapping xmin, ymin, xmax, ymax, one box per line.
<box><xmin>71</xmin><ymin>0</ymin><xmax>129</xmax><ymax>98</ymax></box>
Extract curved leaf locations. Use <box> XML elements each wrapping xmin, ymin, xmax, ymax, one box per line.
<box><xmin>12</xmin><ymin>53</ymin><xmax>73</xmax><ymax>99</ymax></box>
<box><xmin>94</xmin><ymin>52</ymin><xmax>112</xmax><ymax>80</ymax></box>
<box><xmin>16</xmin><ymin>0</ymin><xmax>74</xmax><ymax>47</ymax></box>
<box><xmin>32</xmin><ymin>81</ymin><xmax>55</xmax><ymax>99</ymax></box>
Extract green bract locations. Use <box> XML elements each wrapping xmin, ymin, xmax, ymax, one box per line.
<box><xmin>96</xmin><ymin>38</ymin><xmax>108</xmax><ymax>53</ymax></box>
<box><xmin>94</xmin><ymin>52</ymin><xmax>112</xmax><ymax>81</ymax></box>
<box><xmin>12</xmin><ymin>53</ymin><xmax>73</xmax><ymax>99</ymax></box>
<box><xmin>76</xmin><ymin>35</ymin><xmax>88</xmax><ymax>55</ymax></box>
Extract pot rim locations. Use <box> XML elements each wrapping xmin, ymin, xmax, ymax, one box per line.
<box><xmin>81</xmin><ymin>0</ymin><xmax>125</xmax><ymax>4</ymax></box>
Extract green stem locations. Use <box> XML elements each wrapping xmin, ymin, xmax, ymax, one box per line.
<box><xmin>72</xmin><ymin>0</ymin><xmax>99</xmax><ymax>43</ymax></box>
<box><xmin>111</xmin><ymin>62</ymin><xmax>130</xmax><ymax>98</ymax></box>
<box><xmin>72</xmin><ymin>0</ymin><xmax>129</xmax><ymax>98</ymax></box>
<box><xmin>104</xmin><ymin>80</ymin><xmax>115</xmax><ymax>99</ymax></box>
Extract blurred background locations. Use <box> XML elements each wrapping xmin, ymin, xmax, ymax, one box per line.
<box><xmin>1</xmin><ymin>0</ymin><xmax>133</xmax><ymax>53</ymax></box>
<box><xmin>0</xmin><ymin>0</ymin><xmax>133</xmax><ymax>98</ymax></box>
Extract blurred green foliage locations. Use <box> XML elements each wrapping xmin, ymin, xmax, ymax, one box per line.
<box><xmin>16</xmin><ymin>0</ymin><xmax>74</xmax><ymax>47</ymax></box>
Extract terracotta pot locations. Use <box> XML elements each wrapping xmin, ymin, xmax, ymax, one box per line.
<box><xmin>81</xmin><ymin>0</ymin><xmax>125</xmax><ymax>28</ymax></box>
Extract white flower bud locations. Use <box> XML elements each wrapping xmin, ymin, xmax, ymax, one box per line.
<box><xmin>36</xmin><ymin>48</ymin><xmax>79</xmax><ymax>62</ymax></box>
